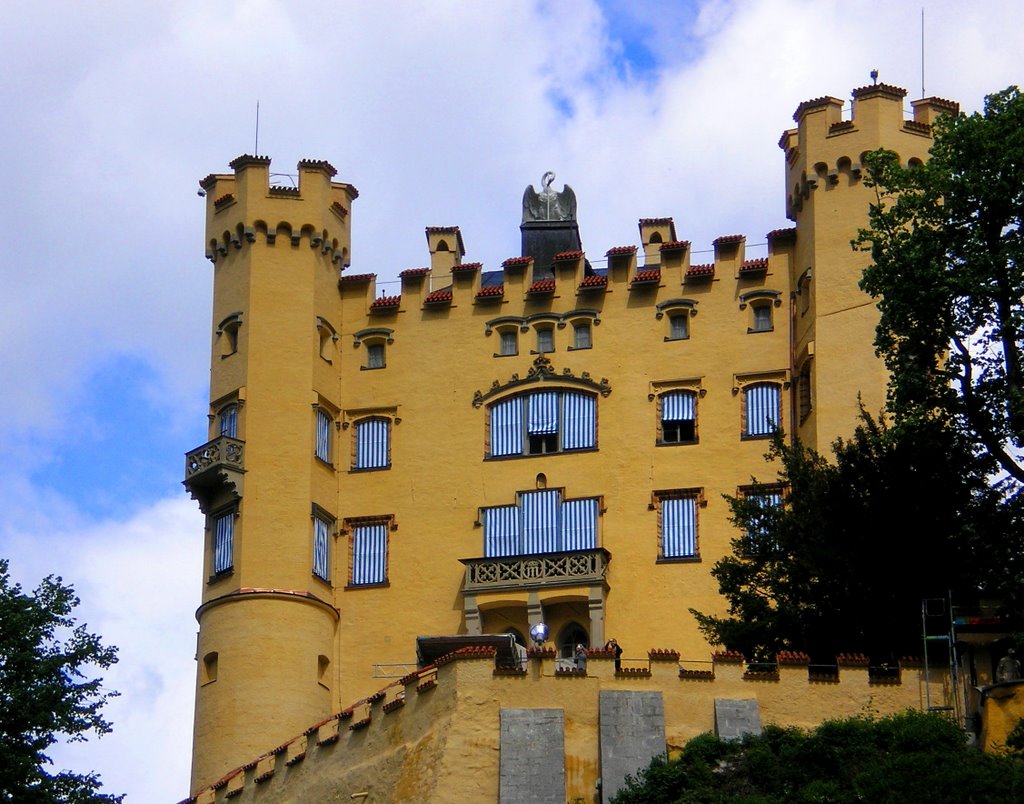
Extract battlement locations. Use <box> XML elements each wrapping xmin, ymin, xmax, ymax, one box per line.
<box><xmin>200</xmin><ymin>155</ymin><xmax>358</xmax><ymax>268</ymax></box>
<box><xmin>780</xmin><ymin>84</ymin><xmax>958</xmax><ymax>222</ymax></box>
<box><xmin>182</xmin><ymin>646</ymin><xmax>947</xmax><ymax>803</ymax></box>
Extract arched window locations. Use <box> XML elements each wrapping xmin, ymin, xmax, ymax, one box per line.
<box><xmin>218</xmin><ymin>404</ymin><xmax>238</xmax><ymax>438</ymax></box>
<box><xmin>557</xmin><ymin>623</ymin><xmax>589</xmax><ymax>660</ymax></box>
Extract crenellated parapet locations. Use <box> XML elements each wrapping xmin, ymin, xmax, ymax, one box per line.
<box><xmin>200</xmin><ymin>155</ymin><xmax>358</xmax><ymax>267</ymax></box>
<box><xmin>780</xmin><ymin>83</ymin><xmax>959</xmax><ymax>222</ymax></box>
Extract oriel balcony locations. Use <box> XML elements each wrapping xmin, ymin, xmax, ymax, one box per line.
<box><xmin>183</xmin><ymin>435</ymin><xmax>245</xmax><ymax>513</ymax></box>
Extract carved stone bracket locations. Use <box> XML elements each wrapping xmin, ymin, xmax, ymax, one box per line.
<box><xmin>472</xmin><ymin>356</ymin><xmax>611</xmax><ymax>407</ymax></box>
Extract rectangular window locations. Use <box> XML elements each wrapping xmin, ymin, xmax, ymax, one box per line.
<box><xmin>742</xmin><ymin>486</ymin><xmax>784</xmax><ymax>544</ymax></box>
<box><xmin>354</xmin><ymin>418</ymin><xmax>390</xmax><ymax>470</ymax></box>
<box><xmin>537</xmin><ymin>328</ymin><xmax>554</xmax><ymax>353</ymax></box>
<box><xmin>213</xmin><ymin>512</ymin><xmax>234</xmax><ymax>574</ymax></box>
<box><xmin>573</xmin><ymin>323</ymin><xmax>592</xmax><ymax>349</ymax></box>
<box><xmin>316</xmin><ymin>409</ymin><xmax>333</xmax><ymax>463</ymax></box>
<box><xmin>743</xmin><ymin>383</ymin><xmax>780</xmax><ymax>437</ymax></box>
<box><xmin>660</xmin><ymin>391</ymin><xmax>697</xmax><ymax>444</ymax></box>
<box><xmin>313</xmin><ymin>513</ymin><xmax>332</xmax><ymax>581</ymax></box>
<box><xmin>668</xmin><ymin>313</ymin><xmax>689</xmax><ymax>340</ymax></box>
<box><xmin>500</xmin><ymin>330</ymin><xmax>517</xmax><ymax>356</ymax></box>
<box><xmin>366</xmin><ymin>342</ymin><xmax>385</xmax><ymax>369</ymax></box>
<box><xmin>482</xmin><ymin>490</ymin><xmax>599</xmax><ymax>558</ymax></box>
<box><xmin>656</xmin><ymin>490</ymin><xmax>699</xmax><ymax>559</ymax></box>
<box><xmin>350</xmin><ymin>520</ymin><xmax>389</xmax><ymax>586</ymax></box>
<box><xmin>219</xmin><ymin>405</ymin><xmax>238</xmax><ymax>438</ymax></box>
<box><xmin>489</xmin><ymin>391</ymin><xmax>596</xmax><ymax>458</ymax></box>
<box><xmin>798</xmin><ymin>362</ymin><xmax>812</xmax><ymax>421</ymax></box>
<box><xmin>752</xmin><ymin>304</ymin><xmax>773</xmax><ymax>332</ymax></box>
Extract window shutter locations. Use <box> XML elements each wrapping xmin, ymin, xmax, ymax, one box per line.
<box><xmin>662</xmin><ymin>496</ymin><xmax>696</xmax><ymax>558</ymax></box>
<box><xmin>521</xmin><ymin>490</ymin><xmax>560</xmax><ymax>554</ymax></box>
<box><xmin>356</xmin><ymin>418</ymin><xmax>390</xmax><ymax>469</ymax></box>
<box><xmin>526</xmin><ymin>392</ymin><xmax>559</xmax><ymax>435</ymax></box>
<box><xmin>661</xmin><ymin>391</ymin><xmax>695</xmax><ymax>422</ymax></box>
<box><xmin>214</xmin><ymin>513</ymin><xmax>234</xmax><ymax>573</ymax></box>
<box><xmin>490</xmin><ymin>397</ymin><xmax>524</xmax><ymax>456</ymax></box>
<box><xmin>352</xmin><ymin>524</ymin><xmax>388</xmax><ymax>585</ymax></box>
<box><xmin>561</xmin><ymin>497</ymin><xmax>598</xmax><ymax>550</ymax></box>
<box><xmin>561</xmin><ymin>392</ymin><xmax>596</xmax><ymax>449</ymax></box>
<box><xmin>745</xmin><ymin>383</ymin><xmax>780</xmax><ymax>436</ymax></box>
<box><xmin>313</xmin><ymin>516</ymin><xmax>331</xmax><ymax>580</ymax></box>
<box><xmin>483</xmin><ymin>505</ymin><xmax>521</xmax><ymax>557</ymax></box>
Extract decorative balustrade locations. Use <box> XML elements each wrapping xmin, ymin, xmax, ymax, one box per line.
<box><xmin>185</xmin><ymin>436</ymin><xmax>245</xmax><ymax>480</ymax></box>
<box><xmin>461</xmin><ymin>548</ymin><xmax>610</xmax><ymax>593</ymax></box>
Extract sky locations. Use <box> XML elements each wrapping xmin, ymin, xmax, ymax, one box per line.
<box><xmin>0</xmin><ymin>0</ymin><xmax>1020</xmax><ymax>800</ymax></box>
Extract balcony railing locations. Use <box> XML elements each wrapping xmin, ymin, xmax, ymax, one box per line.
<box><xmin>185</xmin><ymin>435</ymin><xmax>245</xmax><ymax>480</ymax></box>
<box><xmin>460</xmin><ymin>548</ymin><xmax>610</xmax><ymax>594</ymax></box>
<box><xmin>183</xmin><ymin>436</ymin><xmax>245</xmax><ymax>513</ymax></box>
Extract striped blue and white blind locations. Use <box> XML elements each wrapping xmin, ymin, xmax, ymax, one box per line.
<box><xmin>662</xmin><ymin>496</ymin><xmax>697</xmax><ymax>558</ymax></box>
<box><xmin>213</xmin><ymin>513</ymin><xmax>234</xmax><ymax>574</ymax></box>
<box><xmin>490</xmin><ymin>396</ymin><xmax>524</xmax><ymax>457</ymax></box>
<box><xmin>744</xmin><ymin>383</ymin><xmax>780</xmax><ymax>436</ymax></box>
<box><xmin>483</xmin><ymin>492</ymin><xmax>599</xmax><ymax>557</ymax></box>
<box><xmin>561</xmin><ymin>392</ymin><xmax>596</xmax><ymax>450</ymax></box>
<box><xmin>313</xmin><ymin>515</ymin><xmax>331</xmax><ymax>581</ymax></box>
<box><xmin>522</xmin><ymin>490</ymin><xmax>560</xmax><ymax>553</ymax></box>
<box><xmin>662</xmin><ymin>391</ymin><xmax>696</xmax><ymax>422</ymax></box>
<box><xmin>561</xmin><ymin>497</ymin><xmax>598</xmax><ymax>550</ymax></box>
<box><xmin>483</xmin><ymin>505</ymin><xmax>520</xmax><ymax>557</ymax></box>
<box><xmin>355</xmin><ymin>418</ymin><xmax>389</xmax><ymax>469</ymax></box>
<box><xmin>352</xmin><ymin>523</ymin><xmax>388</xmax><ymax>585</ymax></box>
<box><xmin>219</xmin><ymin>405</ymin><xmax>238</xmax><ymax>438</ymax></box>
<box><xmin>316</xmin><ymin>409</ymin><xmax>332</xmax><ymax>462</ymax></box>
<box><xmin>527</xmin><ymin>392</ymin><xmax>559</xmax><ymax>435</ymax></box>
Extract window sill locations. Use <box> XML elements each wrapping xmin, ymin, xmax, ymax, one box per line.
<box><xmin>350</xmin><ymin>465</ymin><xmax>391</xmax><ymax>474</ymax></box>
<box><xmin>663</xmin><ymin>336</ymin><xmax>689</xmax><ymax>342</ymax></box>
<box><xmin>746</xmin><ymin>327</ymin><xmax>774</xmax><ymax>334</ymax></box>
<box><xmin>566</xmin><ymin>345</ymin><xmax>592</xmax><ymax>351</ymax></box>
<box><xmin>360</xmin><ymin>365</ymin><xmax>386</xmax><ymax>371</ymax></box>
<box><xmin>493</xmin><ymin>352</ymin><xmax>519</xmax><ymax>358</ymax></box>
<box><xmin>656</xmin><ymin>556</ymin><xmax>702</xmax><ymax>564</ymax></box>
<box><xmin>741</xmin><ymin>433</ymin><xmax>775</xmax><ymax>441</ymax></box>
<box><xmin>312</xmin><ymin>573</ymin><xmax>331</xmax><ymax>586</ymax></box>
<box><xmin>208</xmin><ymin>569</ymin><xmax>234</xmax><ymax>584</ymax></box>
<box><xmin>485</xmin><ymin>446</ymin><xmax>599</xmax><ymax>461</ymax></box>
<box><xmin>344</xmin><ymin>581</ymin><xmax>391</xmax><ymax>590</ymax></box>
<box><xmin>315</xmin><ymin>457</ymin><xmax>335</xmax><ymax>469</ymax></box>
<box><xmin>656</xmin><ymin>440</ymin><xmax>699</xmax><ymax>447</ymax></box>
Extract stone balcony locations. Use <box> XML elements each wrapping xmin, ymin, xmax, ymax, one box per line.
<box><xmin>460</xmin><ymin>548</ymin><xmax>610</xmax><ymax>594</ymax></box>
<box><xmin>183</xmin><ymin>435</ymin><xmax>245</xmax><ymax>513</ymax></box>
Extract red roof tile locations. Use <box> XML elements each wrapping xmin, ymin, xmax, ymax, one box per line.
<box><xmin>851</xmin><ymin>82</ymin><xmax>907</xmax><ymax>100</ymax></box>
<box><xmin>554</xmin><ymin>250</ymin><xmax>584</xmax><ymax>261</ymax></box>
<box><xmin>340</xmin><ymin>273</ymin><xmax>376</xmax><ymax>283</ymax></box>
<box><xmin>502</xmin><ymin>256</ymin><xmax>532</xmax><ymax>268</ymax></box>
<box><xmin>399</xmin><ymin>267</ymin><xmax>431</xmax><ymax>277</ymax></box>
<box><xmin>425</xmin><ymin>225</ymin><xmax>461</xmax><ymax>234</ymax></box>
<box><xmin>228</xmin><ymin>154</ymin><xmax>271</xmax><ymax>170</ymax></box>
<box><xmin>660</xmin><ymin>240</ymin><xmax>690</xmax><ymax>252</ymax></box>
<box><xmin>578</xmin><ymin>274</ymin><xmax>608</xmax><ymax>289</ymax></box>
<box><xmin>639</xmin><ymin>217</ymin><xmax>673</xmax><ymax>225</ymax></box>
<box><xmin>214</xmin><ymin>193</ymin><xmax>235</xmax><ymax>209</ymax></box>
<box><xmin>792</xmin><ymin>95</ymin><xmax>842</xmax><ymax>122</ymax></box>
<box><xmin>527</xmin><ymin>278</ymin><xmax>556</xmax><ymax>294</ymax></box>
<box><xmin>476</xmin><ymin>284</ymin><xmax>504</xmax><ymax>299</ymax></box>
<box><xmin>369</xmin><ymin>295</ymin><xmax>401</xmax><ymax>309</ymax></box>
<box><xmin>424</xmin><ymin>289</ymin><xmax>453</xmax><ymax>305</ymax></box>
<box><xmin>451</xmin><ymin>261</ymin><xmax>482</xmax><ymax>272</ymax></box>
<box><xmin>632</xmin><ymin>269</ymin><xmax>661</xmax><ymax>284</ymax></box>
<box><xmin>713</xmin><ymin>234</ymin><xmax>744</xmax><ymax>246</ymax></box>
<box><xmin>740</xmin><ymin>258</ymin><xmax>768</xmax><ymax>273</ymax></box>
<box><xmin>606</xmin><ymin>245</ymin><xmax>637</xmax><ymax>257</ymax></box>
<box><xmin>330</xmin><ymin>201</ymin><xmax>349</xmax><ymax>219</ymax></box>
<box><xmin>686</xmin><ymin>263</ymin><xmax>715</xmax><ymax>278</ymax></box>
<box><xmin>298</xmin><ymin>158</ymin><xmax>338</xmax><ymax>177</ymax></box>
<box><xmin>766</xmin><ymin>228</ymin><xmax>796</xmax><ymax>241</ymax></box>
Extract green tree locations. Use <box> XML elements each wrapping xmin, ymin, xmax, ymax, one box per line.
<box><xmin>690</xmin><ymin>413</ymin><xmax>1023</xmax><ymax>662</ymax></box>
<box><xmin>0</xmin><ymin>559</ymin><xmax>122</xmax><ymax>803</ymax></box>
<box><xmin>855</xmin><ymin>86</ymin><xmax>1024</xmax><ymax>490</ymax></box>
<box><xmin>613</xmin><ymin>711</ymin><xmax>1024</xmax><ymax>803</ymax></box>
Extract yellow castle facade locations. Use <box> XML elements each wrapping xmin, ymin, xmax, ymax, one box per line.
<box><xmin>183</xmin><ymin>83</ymin><xmax>963</xmax><ymax>801</ymax></box>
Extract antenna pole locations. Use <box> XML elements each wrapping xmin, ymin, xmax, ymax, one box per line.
<box><xmin>921</xmin><ymin>7</ymin><xmax>926</xmax><ymax>97</ymax></box>
<box><xmin>255</xmin><ymin>100</ymin><xmax>260</xmax><ymax>155</ymax></box>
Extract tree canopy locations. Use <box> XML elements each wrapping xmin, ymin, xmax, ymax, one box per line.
<box><xmin>612</xmin><ymin>711</ymin><xmax>1024</xmax><ymax>804</ymax></box>
<box><xmin>0</xmin><ymin>559</ymin><xmax>122</xmax><ymax>803</ymax></box>
<box><xmin>690</xmin><ymin>414</ymin><xmax>1024</xmax><ymax>662</ymax></box>
<box><xmin>856</xmin><ymin>85</ymin><xmax>1024</xmax><ymax>492</ymax></box>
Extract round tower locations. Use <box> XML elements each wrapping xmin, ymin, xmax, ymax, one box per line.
<box><xmin>184</xmin><ymin>156</ymin><xmax>357</xmax><ymax>792</ymax></box>
<box><xmin>778</xmin><ymin>83</ymin><xmax>958</xmax><ymax>447</ymax></box>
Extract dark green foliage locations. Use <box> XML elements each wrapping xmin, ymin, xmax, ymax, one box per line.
<box><xmin>690</xmin><ymin>413</ymin><xmax>1023</xmax><ymax>662</ymax></box>
<box><xmin>613</xmin><ymin>711</ymin><xmax>1024</xmax><ymax>803</ymax></box>
<box><xmin>0</xmin><ymin>559</ymin><xmax>122</xmax><ymax>803</ymax></box>
<box><xmin>855</xmin><ymin>86</ymin><xmax>1024</xmax><ymax>490</ymax></box>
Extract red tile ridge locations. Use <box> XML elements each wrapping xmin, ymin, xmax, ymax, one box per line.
<box><xmin>451</xmin><ymin>261</ymin><xmax>482</xmax><ymax>272</ymax></box>
<box><xmin>476</xmin><ymin>284</ymin><xmax>504</xmax><ymax>298</ymax></box>
<box><xmin>340</xmin><ymin>272</ymin><xmax>376</xmax><ymax>283</ymax></box>
<box><xmin>425</xmin><ymin>225</ymin><xmax>461</xmax><ymax>234</ymax></box>
<box><xmin>659</xmin><ymin>240</ymin><xmax>690</xmax><ymax>251</ymax></box>
<box><xmin>639</xmin><ymin>217</ymin><xmax>673</xmax><ymax>225</ymax></box>
<box><xmin>713</xmin><ymin>234</ymin><xmax>745</xmax><ymax>246</ymax></box>
<box><xmin>424</xmin><ymin>289</ymin><xmax>453</xmax><ymax>304</ymax></box>
<box><xmin>632</xmin><ymin>269</ymin><xmax>661</xmax><ymax>283</ymax></box>
<box><xmin>851</xmin><ymin>82</ymin><xmax>907</xmax><ymax>99</ymax></box>
<box><xmin>687</xmin><ymin>263</ymin><xmax>715</xmax><ymax>277</ymax></box>
<box><xmin>606</xmin><ymin>245</ymin><xmax>637</xmax><ymax>257</ymax></box>
<box><xmin>766</xmin><ymin>227</ymin><xmax>796</xmax><ymax>241</ymax></box>
<box><xmin>793</xmin><ymin>95</ymin><xmax>843</xmax><ymax>122</ymax></box>
<box><xmin>740</xmin><ymin>258</ymin><xmax>768</xmax><ymax>272</ymax></box>
<box><xmin>554</xmin><ymin>250</ymin><xmax>585</xmax><ymax>261</ymax></box>
<box><xmin>297</xmin><ymin>158</ymin><xmax>338</xmax><ymax>177</ymax></box>
<box><xmin>503</xmin><ymin>256</ymin><xmax>532</xmax><ymax>267</ymax></box>
<box><xmin>527</xmin><ymin>278</ymin><xmax>556</xmax><ymax>294</ymax></box>
<box><xmin>919</xmin><ymin>96</ymin><xmax>958</xmax><ymax>112</ymax></box>
<box><xmin>370</xmin><ymin>295</ymin><xmax>401</xmax><ymax>308</ymax></box>
<box><xmin>578</xmin><ymin>274</ymin><xmax>608</xmax><ymax>288</ymax></box>
<box><xmin>399</xmin><ymin>267</ymin><xmax>431</xmax><ymax>277</ymax></box>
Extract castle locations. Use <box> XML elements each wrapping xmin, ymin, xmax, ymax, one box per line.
<box><xmin>182</xmin><ymin>84</ymin><xmax>967</xmax><ymax>802</ymax></box>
